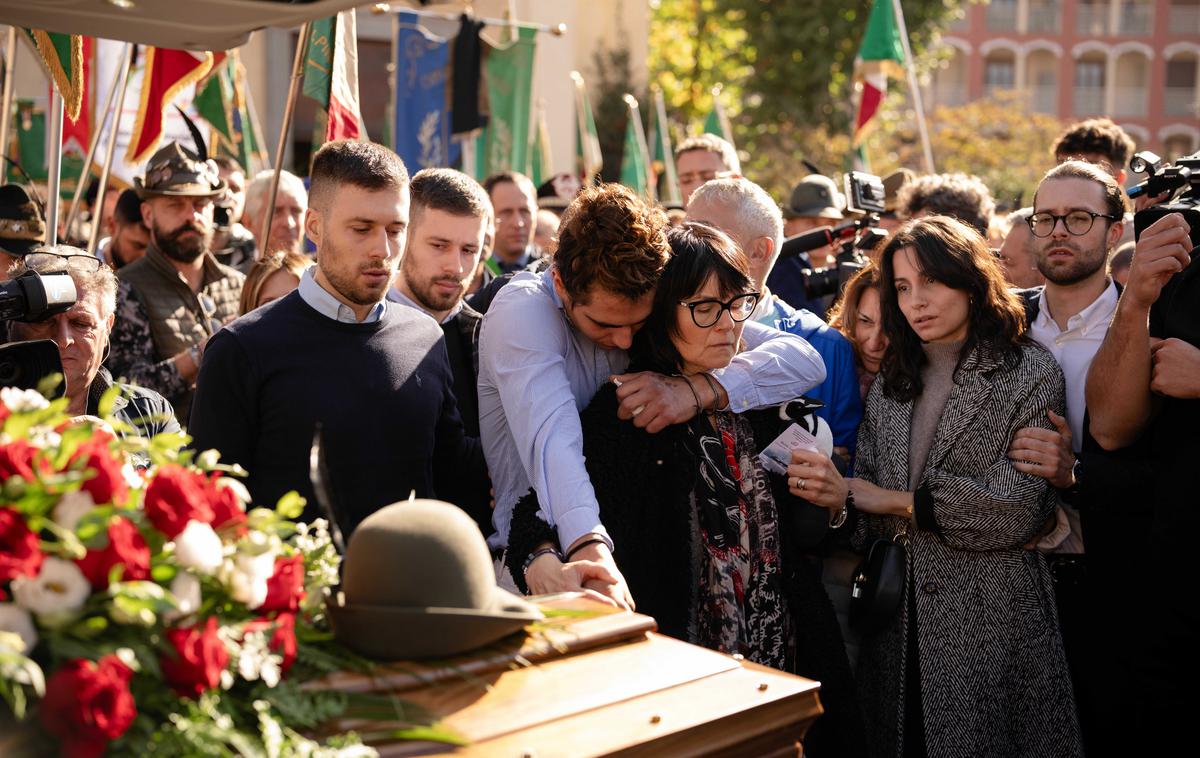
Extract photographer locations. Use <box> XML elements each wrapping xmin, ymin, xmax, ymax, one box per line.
<box><xmin>7</xmin><ymin>247</ymin><xmax>180</xmax><ymax>436</ymax></box>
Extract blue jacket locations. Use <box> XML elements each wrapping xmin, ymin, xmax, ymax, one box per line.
<box><xmin>760</xmin><ymin>297</ymin><xmax>863</xmax><ymax>453</ymax></box>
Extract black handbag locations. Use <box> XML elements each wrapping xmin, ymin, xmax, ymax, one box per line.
<box><xmin>849</xmin><ymin>535</ymin><xmax>908</xmax><ymax>634</ymax></box>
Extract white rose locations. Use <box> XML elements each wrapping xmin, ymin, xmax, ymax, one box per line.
<box><xmin>0</xmin><ymin>603</ymin><xmax>37</xmax><ymax>653</ymax></box>
<box><xmin>10</xmin><ymin>557</ymin><xmax>90</xmax><ymax>618</ymax></box>
<box><xmin>0</xmin><ymin>387</ymin><xmax>49</xmax><ymax>413</ymax></box>
<box><xmin>214</xmin><ymin>476</ymin><xmax>252</xmax><ymax>508</ymax></box>
<box><xmin>165</xmin><ymin>572</ymin><xmax>202</xmax><ymax>623</ymax></box>
<box><xmin>173</xmin><ymin>520</ymin><xmax>225</xmax><ymax>574</ymax></box>
<box><xmin>226</xmin><ymin>550</ymin><xmax>276</xmax><ymax>610</ymax></box>
<box><xmin>52</xmin><ymin>490</ymin><xmax>96</xmax><ymax>531</ymax></box>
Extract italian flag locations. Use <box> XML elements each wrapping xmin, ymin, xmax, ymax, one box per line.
<box><xmin>852</xmin><ymin>0</ymin><xmax>906</xmax><ymax>147</ymax></box>
<box><xmin>304</xmin><ymin>11</ymin><xmax>366</xmax><ymax>144</ymax></box>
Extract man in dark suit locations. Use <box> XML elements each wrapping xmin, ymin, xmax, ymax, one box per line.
<box><xmin>388</xmin><ymin>167</ymin><xmax>492</xmax><ymax>533</ymax></box>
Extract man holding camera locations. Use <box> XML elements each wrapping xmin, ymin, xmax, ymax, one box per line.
<box><xmin>0</xmin><ymin>184</ymin><xmax>48</xmax><ymax>345</ymax></box>
<box><xmin>106</xmin><ymin>141</ymin><xmax>244</xmax><ymax>427</ymax></box>
<box><xmin>766</xmin><ymin>174</ymin><xmax>847</xmax><ymax>318</ymax></box>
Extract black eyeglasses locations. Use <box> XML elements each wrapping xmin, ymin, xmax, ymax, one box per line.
<box><xmin>679</xmin><ymin>292</ymin><xmax>760</xmax><ymax>328</ymax></box>
<box><xmin>1028</xmin><ymin>210</ymin><xmax>1119</xmax><ymax>238</ymax></box>
<box><xmin>23</xmin><ymin>251</ymin><xmax>104</xmax><ymax>272</ymax></box>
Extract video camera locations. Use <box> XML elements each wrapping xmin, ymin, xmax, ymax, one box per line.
<box><xmin>779</xmin><ymin>171</ymin><xmax>888</xmax><ymax>300</ymax></box>
<box><xmin>0</xmin><ymin>269</ymin><xmax>76</xmax><ymax>392</ymax></box>
<box><xmin>1127</xmin><ymin>150</ymin><xmax>1200</xmax><ymax>246</ymax></box>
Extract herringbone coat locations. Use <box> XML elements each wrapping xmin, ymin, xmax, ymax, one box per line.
<box><xmin>853</xmin><ymin>342</ymin><xmax>1083</xmax><ymax>758</ymax></box>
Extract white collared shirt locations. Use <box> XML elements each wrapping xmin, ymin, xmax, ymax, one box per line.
<box><xmin>297</xmin><ymin>267</ymin><xmax>385</xmax><ymax>324</ymax></box>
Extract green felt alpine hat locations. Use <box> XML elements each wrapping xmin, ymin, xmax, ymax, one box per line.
<box><xmin>327</xmin><ymin>499</ymin><xmax>543</xmax><ymax>661</ymax></box>
<box><xmin>134</xmin><ymin>141</ymin><xmax>226</xmax><ymax>199</ymax></box>
<box><xmin>0</xmin><ymin>184</ymin><xmax>46</xmax><ymax>257</ymax></box>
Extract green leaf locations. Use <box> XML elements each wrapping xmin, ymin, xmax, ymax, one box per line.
<box><xmin>274</xmin><ymin>491</ymin><xmax>305</xmax><ymax>519</ymax></box>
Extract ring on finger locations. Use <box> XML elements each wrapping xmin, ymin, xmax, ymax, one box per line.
<box><xmin>632</xmin><ymin>404</ymin><xmax>646</xmax><ymax>417</ymax></box>
<box><xmin>798</xmin><ymin>477</ymin><xmax>807</xmax><ymax>491</ymax></box>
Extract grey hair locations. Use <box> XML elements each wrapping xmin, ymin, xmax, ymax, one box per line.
<box><xmin>243</xmin><ymin>169</ymin><xmax>308</xmax><ymax>224</ymax></box>
<box><xmin>688</xmin><ymin>177</ymin><xmax>784</xmax><ymax>270</ymax></box>
<box><xmin>1003</xmin><ymin>207</ymin><xmax>1033</xmax><ymax>233</ymax></box>
<box><xmin>9</xmin><ymin>245</ymin><xmax>118</xmax><ymax>317</ymax></box>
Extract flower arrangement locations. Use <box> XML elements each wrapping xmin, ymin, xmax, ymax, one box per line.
<box><xmin>0</xmin><ymin>386</ymin><xmax>456</xmax><ymax>756</ymax></box>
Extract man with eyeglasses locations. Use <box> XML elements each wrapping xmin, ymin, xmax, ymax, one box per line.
<box><xmin>1003</xmin><ymin>159</ymin><xmax>1141</xmax><ymax>754</ymax></box>
<box><xmin>7</xmin><ymin>248</ymin><xmax>179</xmax><ymax>436</ymax></box>
<box><xmin>106</xmin><ymin>142</ymin><xmax>244</xmax><ymax>427</ymax></box>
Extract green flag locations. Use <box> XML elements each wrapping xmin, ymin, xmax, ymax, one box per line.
<box><xmin>303</xmin><ymin>17</ymin><xmax>335</xmax><ymax>109</ymax></box>
<box><xmin>474</xmin><ymin>25</ymin><xmax>538</xmax><ymax>178</ymax></box>
<box><xmin>650</xmin><ymin>88</ymin><xmax>681</xmax><ymax>205</ymax></box>
<box><xmin>619</xmin><ymin>96</ymin><xmax>652</xmax><ymax>198</ymax></box>
<box><xmin>702</xmin><ymin>85</ymin><xmax>734</xmax><ymax>149</ymax></box>
<box><xmin>194</xmin><ymin>60</ymin><xmax>234</xmax><ymax>143</ymax></box>
<box><xmin>572</xmin><ymin>71</ymin><xmax>602</xmax><ymax>184</ymax></box>
<box><xmin>530</xmin><ymin>100</ymin><xmax>553</xmax><ymax>186</ymax></box>
<box><xmin>21</xmin><ymin>30</ymin><xmax>84</xmax><ymax>121</ymax></box>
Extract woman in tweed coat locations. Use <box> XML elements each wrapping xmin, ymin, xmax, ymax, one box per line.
<box><xmin>789</xmin><ymin>217</ymin><xmax>1083</xmax><ymax>758</ymax></box>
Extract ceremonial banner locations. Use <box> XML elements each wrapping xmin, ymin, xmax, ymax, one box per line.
<box><xmin>126</xmin><ymin>47</ymin><xmax>214</xmax><ymax>164</ymax></box>
<box><xmin>852</xmin><ymin>0</ymin><xmax>905</xmax><ymax>147</ymax></box>
<box><xmin>619</xmin><ymin>95</ymin><xmax>652</xmax><ymax>199</ymax></box>
<box><xmin>474</xmin><ymin>25</ymin><xmax>536</xmax><ymax>178</ymax></box>
<box><xmin>193</xmin><ymin>55</ymin><xmax>234</xmax><ymax>145</ymax></box>
<box><xmin>393</xmin><ymin>11</ymin><xmax>459</xmax><ymax>172</ymax></box>
<box><xmin>702</xmin><ymin>85</ymin><xmax>734</xmax><ymax>149</ymax></box>
<box><xmin>571</xmin><ymin>71</ymin><xmax>602</xmax><ymax>184</ymax></box>
<box><xmin>529</xmin><ymin>99</ymin><xmax>552</xmax><ymax>185</ymax></box>
<box><xmin>650</xmin><ymin>88</ymin><xmax>681</xmax><ymax>205</ymax></box>
<box><xmin>304</xmin><ymin>12</ymin><xmax>366</xmax><ymax>144</ymax></box>
<box><xmin>22</xmin><ymin>29</ymin><xmax>84</xmax><ymax>121</ymax></box>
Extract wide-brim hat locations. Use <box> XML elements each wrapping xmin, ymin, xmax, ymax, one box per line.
<box><xmin>327</xmin><ymin>499</ymin><xmax>543</xmax><ymax>661</ymax></box>
<box><xmin>782</xmin><ymin>174</ymin><xmax>845</xmax><ymax>220</ymax></box>
<box><xmin>134</xmin><ymin>141</ymin><xmax>226</xmax><ymax>199</ymax></box>
<box><xmin>0</xmin><ymin>184</ymin><xmax>46</xmax><ymax>256</ymax></box>
<box><xmin>882</xmin><ymin>168</ymin><xmax>916</xmax><ymax>214</ymax></box>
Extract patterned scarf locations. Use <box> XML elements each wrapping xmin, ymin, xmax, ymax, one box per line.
<box><xmin>685</xmin><ymin>411</ymin><xmax>790</xmax><ymax>670</ymax></box>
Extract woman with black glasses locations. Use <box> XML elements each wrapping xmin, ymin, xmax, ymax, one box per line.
<box><xmin>506</xmin><ymin>221</ymin><xmax>865</xmax><ymax>758</ymax></box>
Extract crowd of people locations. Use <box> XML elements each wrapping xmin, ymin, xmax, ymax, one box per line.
<box><xmin>1</xmin><ymin>114</ymin><xmax>1196</xmax><ymax>757</ymax></box>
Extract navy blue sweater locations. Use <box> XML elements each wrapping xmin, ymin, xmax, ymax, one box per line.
<box><xmin>189</xmin><ymin>291</ymin><xmax>485</xmax><ymax>534</ymax></box>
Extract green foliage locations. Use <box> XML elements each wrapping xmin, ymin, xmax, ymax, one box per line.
<box><xmin>648</xmin><ymin>0</ymin><xmax>970</xmax><ymax>197</ymax></box>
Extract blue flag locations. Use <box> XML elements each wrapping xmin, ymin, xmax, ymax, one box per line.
<box><xmin>393</xmin><ymin>12</ymin><xmax>459</xmax><ymax>171</ymax></box>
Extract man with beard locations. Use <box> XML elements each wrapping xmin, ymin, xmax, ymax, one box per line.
<box><xmin>107</xmin><ymin>142</ymin><xmax>244</xmax><ymax>426</ymax></box>
<box><xmin>387</xmin><ymin>167</ymin><xmax>493</xmax><ymax>533</ymax></box>
<box><xmin>1004</xmin><ymin>160</ymin><xmax>1143</xmax><ymax>754</ymax></box>
<box><xmin>190</xmin><ymin>141</ymin><xmax>485</xmax><ymax>533</ymax></box>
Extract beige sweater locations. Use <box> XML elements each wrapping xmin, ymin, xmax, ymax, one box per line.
<box><xmin>907</xmin><ymin>341</ymin><xmax>964</xmax><ymax>490</ymax></box>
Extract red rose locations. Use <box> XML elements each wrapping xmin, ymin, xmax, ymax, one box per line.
<box><xmin>75</xmin><ymin>517</ymin><xmax>151</xmax><ymax>589</ymax></box>
<box><xmin>161</xmin><ymin>617</ymin><xmax>229</xmax><ymax>698</ymax></box>
<box><xmin>143</xmin><ymin>465</ymin><xmax>214</xmax><ymax>539</ymax></box>
<box><xmin>259</xmin><ymin>555</ymin><xmax>306</xmax><ymax>614</ymax></box>
<box><xmin>0</xmin><ymin>439</ymin><xmax>40</xmax><ymax>482</ymax></box>
<box><xmin>40</xmin><ymin>654</ymin><xmax>136</xmax><ymax>758</ymax></box>
<box><xmin>0</xmin><ymin>401</ymin><xmax>10</xmax><ymax>426</ymax></box>
<box><xmin>244</xmin><ymin>612</ymin><xmax>298</xmax><ymax>675</ymax></box>
<box><xmin>205</xmin><ymin>476</ymin><xmax>246</xmax><ymax>532</ymax></box>
<box><xmin>71</xmin><ymin>439</ymin><xmax>129</xmax><ymax>507</ymax></box>
<box><xmin>0</xmin><ymin>506</ymin><xmax>44</xmax><ymax>583</ymax></box>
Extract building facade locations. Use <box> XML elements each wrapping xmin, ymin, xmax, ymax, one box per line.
<box><xmin>926</xmin><ymin>0</ymin><xmax>1200</xmax><ymax>164</ymax></box>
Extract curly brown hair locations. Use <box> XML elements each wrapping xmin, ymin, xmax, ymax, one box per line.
<box><xmin>240</xmin><ymin>251</ymin><xmax>312</xmax><ymax>315</ymax></box>
<box><xmin>827</xmin><ymin>262</ymin><xmax>883</xmax><ymax>371</ymax></box>
<box><xmin>1052</xmin><ymin>118</ymin><xmax>1135</xmax><ymax>175</ymax></box>
<box><xmin>877</xmin><ymin>216</ymin><xmax>1027</xmax><ymax>402</ymax></box>
<box><xmin>554</xmin><ymin>183</ymin><xmax>670</xmax><ymax>304</ymax></box>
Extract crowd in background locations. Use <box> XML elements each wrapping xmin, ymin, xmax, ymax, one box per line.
<box><xmin>1</xmin><ymin>114</ymin><xmax>1196</xmax><ymax>758</ymax></box>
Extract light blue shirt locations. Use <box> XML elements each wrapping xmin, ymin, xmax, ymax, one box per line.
<box><xmin>386</xmin><ymin>286</ymin><xmax>462</xmax><ymax>325</ymax></box>
<box><xmin>297</xmin><ymin>267</ymin><xmax>385</xmax><ymax>324</ymax></box>
<box><xmin>479</xmin><ymin>269</ymin><xmax>827</xmax><ymax>552</ymax></box>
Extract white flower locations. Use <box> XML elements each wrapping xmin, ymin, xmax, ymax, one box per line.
<box><xmin>214</xmin><ymin>476</ymin><xmax>252</xmax><ymax>507</ymax></box>
<box><xmin>122</xmin><ymin>462</ymin><xmax>144</xmax><ymax>490</ymax></box>
<box><xmin>52</xmin><ymin>490</ymin><xmax>96</xmax><ymax>531</ymax></box>
<box><xmin>237</xmin><ymin>629</ymin><xmax>282</xmax><ymax>687</ymax></box>
<box><xmin>0</xmin><ymin>387</ymin><xmax>49</xmax><ymax>413</ymax></box>
<box><xmin>225</xmin><ymin>549</ymin><xmax>276</xmax><ymax>610</ymax></box>
<box><xmin>173</xmin><ymin>520</ymin><xmax>224</xmax><ymax>574</ymax></box>
<box><xmin>165</xmin><ymin>572</ymin><xmax>202</xmax><ymax>623</ymax></box>
<box><xmin>0</xmin><ymin>603</ymin><xmax>37</xmax><ymax>652</ymax></box>
<box><xmin>10</xmin><ymin>557</ymin><xmax>90</xmax><ymax>618</ymax></box>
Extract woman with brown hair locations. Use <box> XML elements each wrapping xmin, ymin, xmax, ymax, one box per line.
<box><xmin>791</xmin><ymin>216</ymin><xmax>1082</xmax><ymax>757</ymax></box>
<box><xmin>238</xmin><ymin>251</ymin><xmax>312</xmax><ymax>315</ymax></box>
<box><xmin>828</xmin><ymin>263</ymin><xmax>888</xmax><ymax>401</ymax></box>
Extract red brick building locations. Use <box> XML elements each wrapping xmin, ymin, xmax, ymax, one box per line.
<box><xmin>925</xmin><ymin>0</ymin><xmax>1200</xmax><ymax>166</ymax></box>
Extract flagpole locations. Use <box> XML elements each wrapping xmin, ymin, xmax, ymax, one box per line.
<box><xmin>260</xmin><ymin>21</ymin><xmax>312</xmax><ymax>258</ymax></box>
<box><xmin>890</xmin><ymin>0</ymin><xmax>934</xmax><ymax>173</ymax></box>
<box><xmin>240</xmin><ymin>62</ymin><xmax>268</xmax><ymax>173</ymax></box>
<box><xmin>46</xmin><ymin>93</ymin><xmax>65</xmax><ymax>245</ymax></box>
<box><xmin>65</xmin><ymin>42</ymin><xmax>131</xmax><ymax>245</ymax></box>
<box><xmin>0</xmin><ymin>27</ymin><xmax>17</xmax><ymax>174</ymax></box>
<box><xmin>624</xmin><ymin>94</ymin><xmax>654</xmax><ymax>201</ymax></box>
<box><xmin>712</xmin><ymin>85</ymin><xmax>734</xmax><ymax>150</ymax></box>
<box><xmin>87</xmin><ymin>43</ymin><xmax>134</xmax><ymax>255</ymax></box>
<box><xmin>654</xmin><ymin>87</ymin><xmax>681</xmax><ymax>205</ymax></box>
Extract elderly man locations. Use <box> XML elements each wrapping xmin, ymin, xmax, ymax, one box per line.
<box><xmin>997</xmin><ymin>208</ymin><xmax>1045</xmax><ymax>290</ymax></box>
<box><xmin>106</xmin><ymin>141</ymin><xmax>244</xmax><ymax>427</ymax></box>
<box><xmin>242</xmin><ymin>168</ymin><xmax>308</xmax><ymax>257</ymax></box>
<box><xmin>8</xmin><ymin>248</ymin><xmax>179</xmax><ymax>435</ymax></box>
